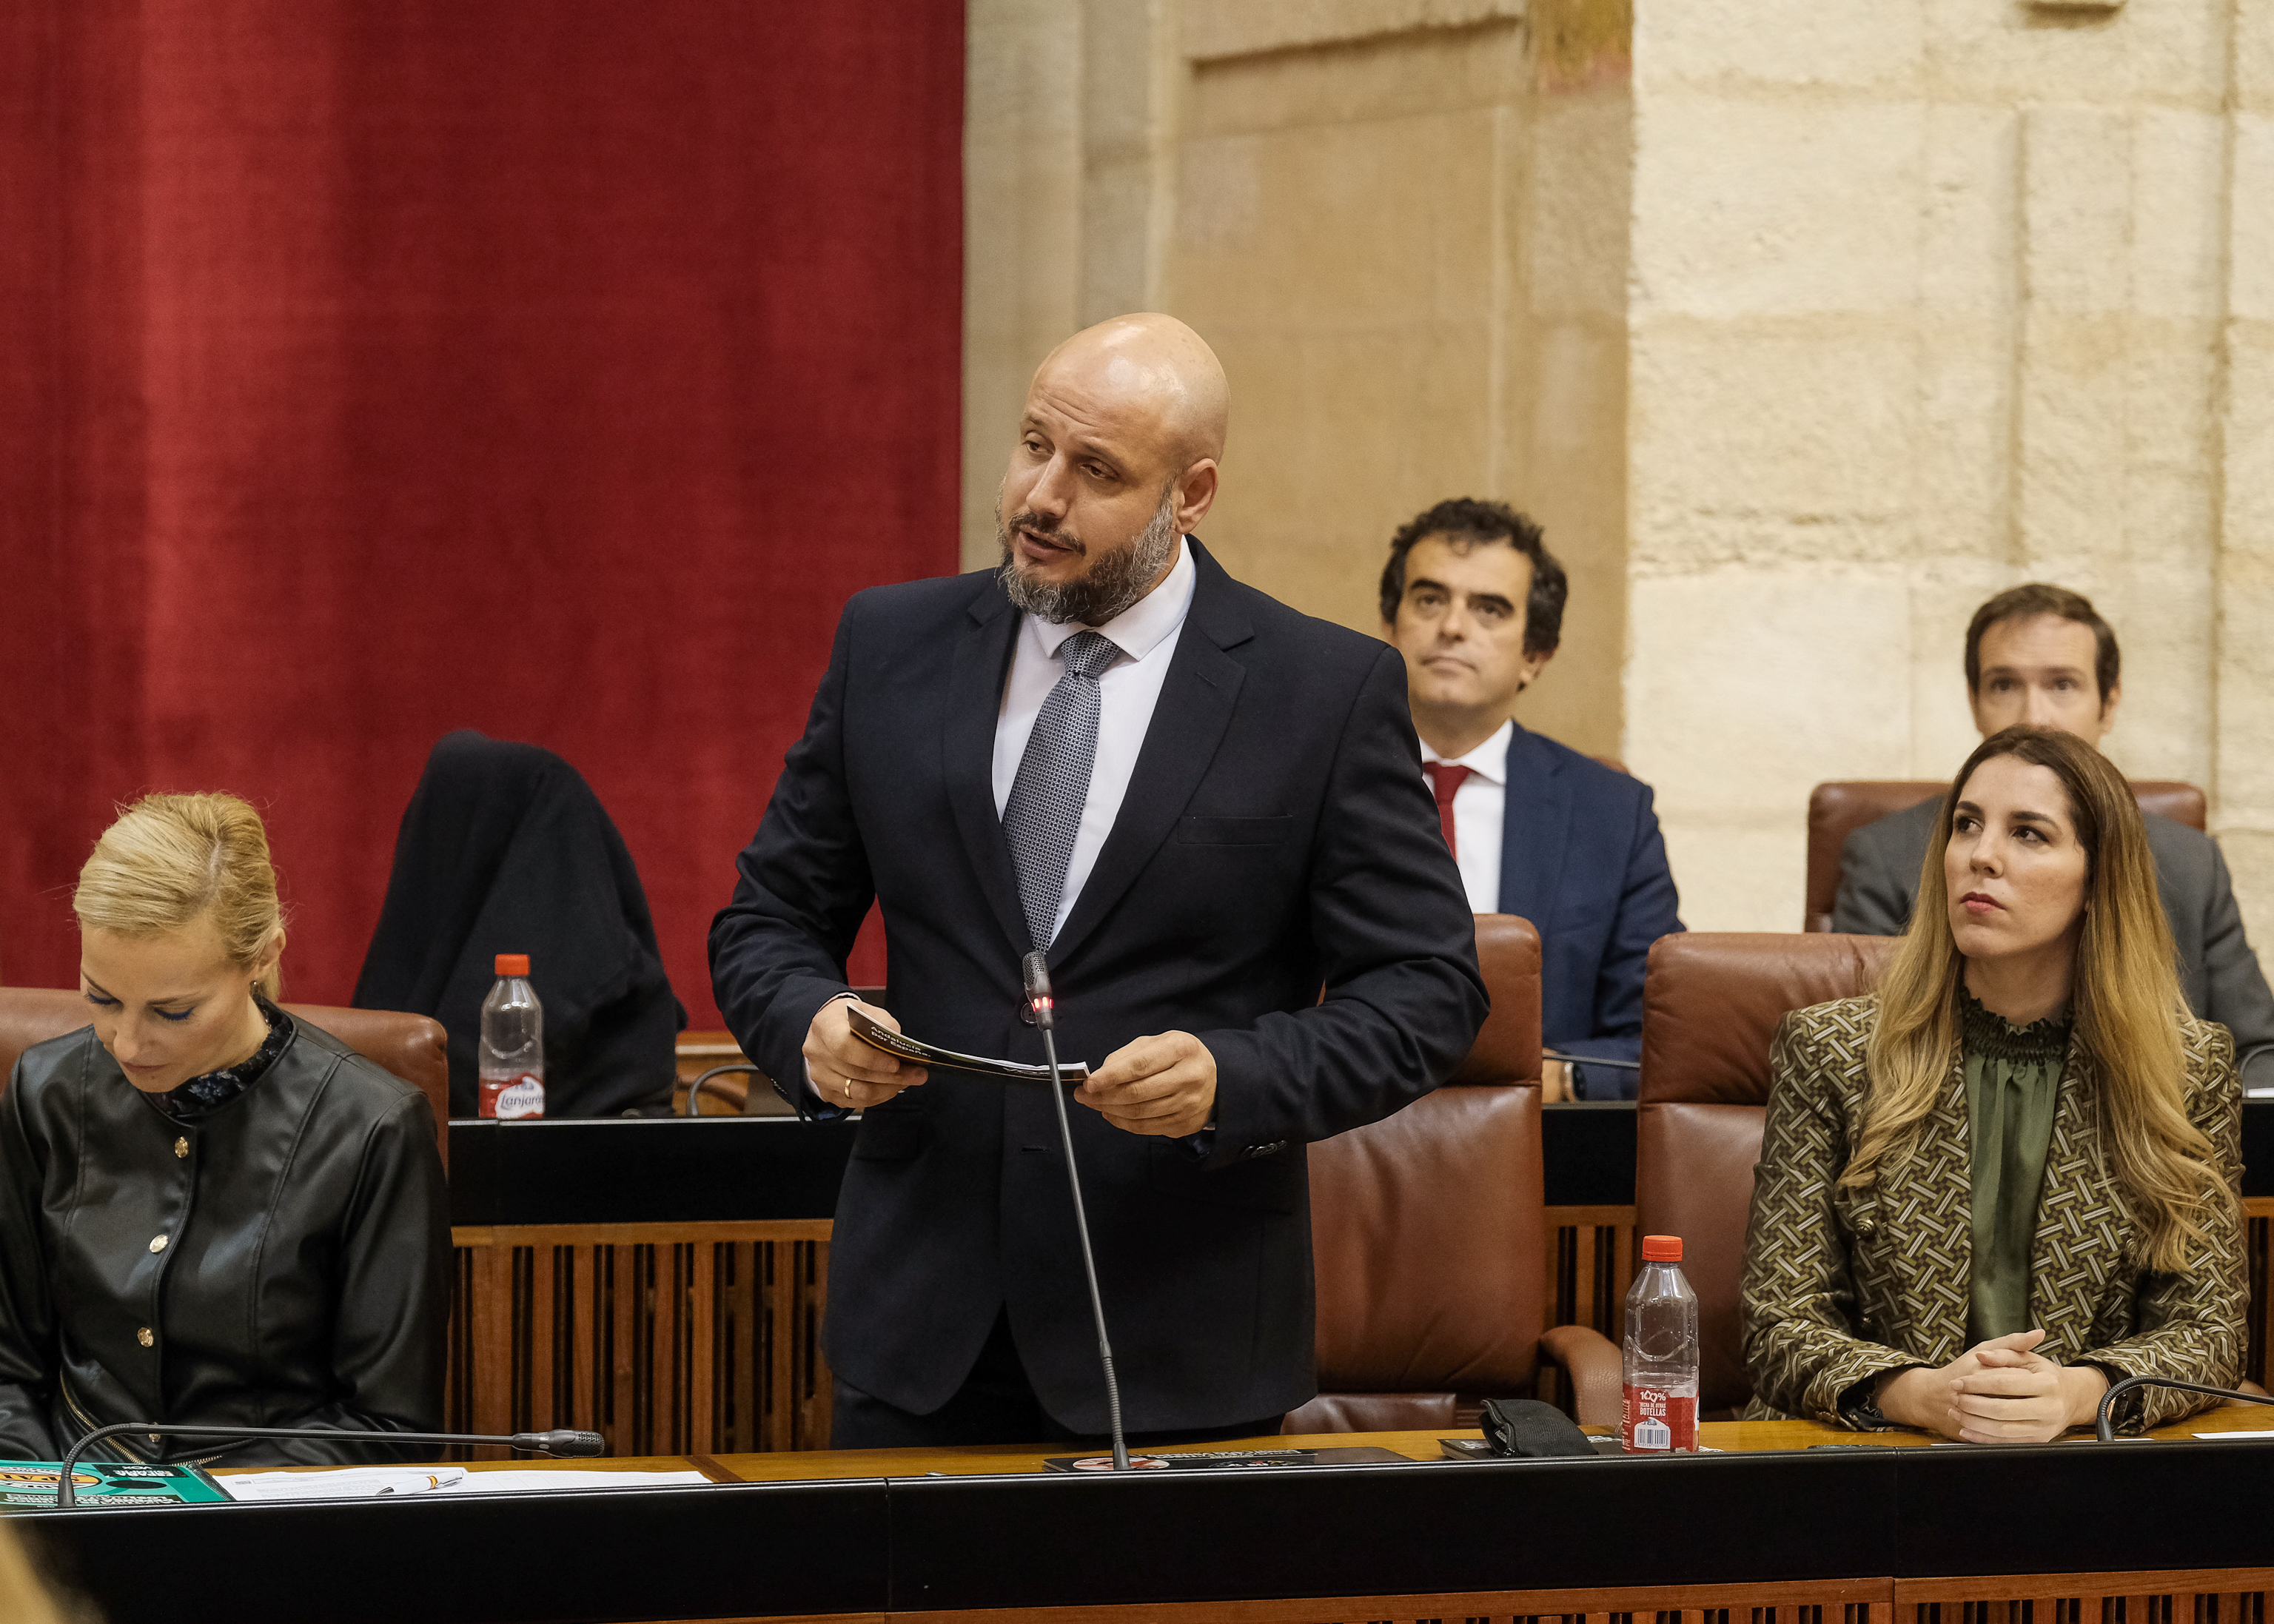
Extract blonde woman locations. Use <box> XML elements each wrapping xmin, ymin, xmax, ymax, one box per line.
<box><xmin>0</xmin><ymin>793</ymin><xmax>450</xmax><ymax>1466</ymax></box>
<box><xmin>1743</xmin><ymin>726</ymin><xmax>2244</xmax><ymax>1440</ymax></box>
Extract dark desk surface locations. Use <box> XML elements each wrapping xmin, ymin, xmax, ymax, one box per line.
<box><xmin>20</xmin><ymin>1407</ymin><xmax>2274</xmax><ymax>1624</ymax></box>
<box><xmin>448</xmin><ymin>1100</ymin><xmax>2274</xmax><ymax>1224</ymax></box>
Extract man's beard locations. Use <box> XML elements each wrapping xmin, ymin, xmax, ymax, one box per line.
<box><xmin>996</xmin><ymin>486</ymin><xmax>1181</xmax><ymax>625</ymax></box>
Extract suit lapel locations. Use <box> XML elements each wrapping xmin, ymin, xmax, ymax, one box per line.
<box><xmin>2027</xmin><ymin>1039</ymin><xmax>2117</xmax><ymax>1358</ymax></box>
<box><xmin>945</xmin><ymin>588</ymin><xmax>1031</xmax><ymax>959</ymax></box>
<box><xmin>1047</xmin><ymin>543</ymin><xmax>1252</xmax><ymax>967</ymax></box>
<box><xmin>1496</xmin><ymin>725</ymin><xmax>1572</xmax><ymax>924</ymax></box>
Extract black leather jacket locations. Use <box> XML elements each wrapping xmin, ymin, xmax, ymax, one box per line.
<box><xmin>0</xmin><ymin>1017</ymin><xmax>451</xmax><ymax>1466</ymax></box>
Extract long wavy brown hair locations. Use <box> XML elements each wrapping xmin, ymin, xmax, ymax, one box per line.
<box><xmin>1841</xmin><ymin>725</ymin><xmax>2227</xmax><ymax>1272</ymax></box>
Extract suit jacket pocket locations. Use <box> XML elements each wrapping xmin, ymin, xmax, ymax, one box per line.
<box><xmin>1145</xmin><ymin>1138</ymin><xmax>1301</xmax><ymax>1212</ymax></box>
<box><xmin>851</xmin><ymin>1108</ymin><xmax>931</xmax><ymax>1162</ymax></box>
<box><xmin>1174</xmin><ymin>816</ymin><xmax>1293</xmax><ymax>847</ymax></box>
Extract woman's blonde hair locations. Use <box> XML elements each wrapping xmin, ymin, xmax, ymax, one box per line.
<box><xmin>0</xmin><ymin>1520</ymin><xmax>83</xmax><ymax>1624</ymax></box>
<box><xmin>1842</xmin><ymin>725</ymin><xmax>2226</xmax><ymax>1272</ymax></box>
<box><xmin>73</xmin><ymin>793</ymin><xmax>285</xmax><ymax>1000</ymax></box>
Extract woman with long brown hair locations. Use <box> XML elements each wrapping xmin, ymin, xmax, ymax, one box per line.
<box><xmin>1743</xmin><ymin>725</ymin><xmax>2244</xmax><ymax>1439</ymax></box>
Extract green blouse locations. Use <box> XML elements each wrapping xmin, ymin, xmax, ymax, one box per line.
<box><xmin>1960</xmin><ymin>987</ymin><xmax>2073</xmax><ymax>1343</ymax></box>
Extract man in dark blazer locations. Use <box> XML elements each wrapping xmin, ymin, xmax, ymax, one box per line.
<box><xmin>1378</xmin><ymin>498</ymin><xmax>1683</xmax><ymax>1101</ymax></box>
<box><xmin>710</xmin><ymin>315</ymin><xmax>1485</xmax><ymax>1448</ymax></box>
<box><xmin>1836</xmin><ymin>582</ymin><xmax>2274</xmax><ymax>1088</ymax></box>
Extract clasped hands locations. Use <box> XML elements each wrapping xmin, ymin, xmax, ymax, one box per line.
<box><xmin>802</xmin><ymin>999</ymin><xmax>1217</xmax><ymax>1138</ymax></box>
<box><xmin>1874</xmin><ymin>1328</ymin><xmax>2110</xmax><ymax>1444</ymax></box>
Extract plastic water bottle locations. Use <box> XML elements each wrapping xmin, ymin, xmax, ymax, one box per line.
<box><xmin>1622</xmin><ymin>1234</ymin><xmax>1699</xmax><ymax>1453</ymax></box>
<box><xmin>477</xmin><ymin>953</ymin><xmax>546</xmax><ymax>1120</ymax></box>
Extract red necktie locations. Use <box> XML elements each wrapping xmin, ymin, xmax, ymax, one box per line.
<box><xmin>1422</xmin><ymin>762</ymin><xmax>1472</xmax><ymax>857</ymax></box>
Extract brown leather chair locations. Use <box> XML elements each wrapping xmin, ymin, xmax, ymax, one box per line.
<box><xmin>0</xmin><ymin>989</ymin><xmax>452</xmax><ymax>1170</ymax></box>
<box><xmin>1286</xmin><ymin>915</ymin><xmax>1620</xmax><ymax>1433</ymax></box>
<box><xmin>1802</xmin><ymin>778</ymin><xmax>2207</xmax><ymax>932</ymax></box>
<box><xmin>1631</xmin><ymin>933</ymin><xmax>1896</xmax><ymax>1415</ymax></box>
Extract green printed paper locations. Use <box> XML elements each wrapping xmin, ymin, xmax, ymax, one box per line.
<box><xmin>0</xmin><ymin>1458</ymin><xmax>230</xmax><ymax>1508</ymax></box>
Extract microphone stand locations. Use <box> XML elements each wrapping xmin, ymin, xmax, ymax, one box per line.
<box><xmin>2093</xmin><ymin>1376</ymin><xmax>2274</xmax><ymax>1443</ymax></box>
<box><xmin>1023</xmin><ymin>951</ymin><xmax>1130</xmax><ymax>1472</ymax></box>
<box><xmin>56</xmin><ymin>1423</ymin><xmax>606</xmax><ymax>1507</ymax></box>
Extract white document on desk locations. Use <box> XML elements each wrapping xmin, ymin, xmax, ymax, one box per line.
<box><xmin>214</xmin><ymin>1467</ymin><xmax>714</xmax><ymax>1502</ymax></box>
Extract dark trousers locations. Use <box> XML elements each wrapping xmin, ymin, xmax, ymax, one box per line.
<box><xmin>831</xmin><ymin>1307</ymin><xmax>1284</xmax><ymax>1450</ymax></box>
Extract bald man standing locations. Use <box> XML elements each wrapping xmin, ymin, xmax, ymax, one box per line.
<box><xmin>711</xmin><ymin>315</ymin><xmax>1484</xmax><ymax>1449</ymax></box>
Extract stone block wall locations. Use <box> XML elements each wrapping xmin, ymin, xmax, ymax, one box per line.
<box><xmin>1628</xmin><ymin>0</ymin><xmax>2270</xmax><ymax>966</ymax></box>
<box><xmin>964</xmin><ymin>0</ymin><xmax>2273</xmax><ymax>977</ymax></box>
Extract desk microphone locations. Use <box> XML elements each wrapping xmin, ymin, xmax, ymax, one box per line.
<box><xmin>1022</xmin><ymin>950</ymin><xmax>1130</xmax><ymax>1472</ymax></box>
<box><xmin>56</xmin><ymin>1423</ymin><xmax>606</xmax><ymax>1506</ymax></box>
<box><xmin>2093</xmin><ymin>1376</ymin><xmax>2274</xmax><ymax>1443</ymax></box>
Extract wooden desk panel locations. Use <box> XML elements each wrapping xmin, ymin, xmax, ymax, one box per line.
<box><xmin>445</xmin><ymin>1221</ymin><xmax>835</xmax><ymax>1457</ymax></box>
<box><xmin>441</xmin><ymin>1202</ymin><xmax>2274</xmax><ymax>1456</ymax></box>
<box><xmin>22</xmin><ymin>1416</ymin><xmax>2274</xmax><ymax>1624</ymax></box>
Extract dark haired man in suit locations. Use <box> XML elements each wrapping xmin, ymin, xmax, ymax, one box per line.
<box><xmin>1379</xmin><ymin>498</ymin><xmax>1683</xmax><ymax>1101</ymax></box>
<box><xmin>711</xmin><ymin>315</ymin><xmax>1484</xmax><ymax>1448</ymax></box>
<box><xmin>1836</xmin><ymin>582</ymin><xmax>2274</xmax><ymax>1087</ymax></box>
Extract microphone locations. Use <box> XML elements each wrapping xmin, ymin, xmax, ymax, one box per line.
<box><xmin>56</xmin><ymin>1423</ymin><xmax>606</xmax><ymax>1506</ymax></box>
<box><xmin>2094</xmin><ymin>1376</ymin><xmax>2274</xmax><ymax>1443</ymax></box>
<box><xmin>1022</xmin><ymin>950</ymin><xmax>1130</xmax><ymax>1472</ymax></box>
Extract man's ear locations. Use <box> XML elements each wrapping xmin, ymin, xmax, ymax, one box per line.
<box><xmin>1518</xmin><ymin>645</ymin><xmax>1557</xmax><ymax>690</ymax></box>
<box><xmin>1172</xmin><ymin>460</ymin><xmax>1218</xmax><ymax>531</ymax></box>
<box><xmin>2097</xmin><ymin>681</ymin><xmax>2122</xmax><ymax>738</ymax></box>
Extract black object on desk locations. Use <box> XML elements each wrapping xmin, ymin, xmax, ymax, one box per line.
<box><xmin>24</xmin><ymin>1437</ymin><xmax>2274</xmax><ymax>1623</ymax></box>
<box><xmin>445</xmin><ymin>1101</ymin><xmax>2274</xmax><ymax>1227</ymax></box>
<box><xmin>446</xmin><ymin>1115</ymin><xmax>859</xmax><ymax>1226</ymax></box>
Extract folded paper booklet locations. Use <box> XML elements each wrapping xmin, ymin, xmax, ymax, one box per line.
<box><xmin>849</xmin><ymin>1007</ymin><xmax>1089</xmax><ymax>1084</ymax></box>
<box><xmin>1042</xmin><ymin>1446</ymin><xmax>1412</xmax><ymax>1473</ymax></box>
<box><xmin>0</xmin><ymin>1459</ymin><xmax>229</xmax><ymax>1507</ymax></box>
<box><xmin>214</xmin><ymin>1466</ymin><xmax>714</xmax><ymax>1502</ymax></box>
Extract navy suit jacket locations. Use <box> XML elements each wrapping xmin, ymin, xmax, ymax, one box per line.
<box><xmin>1495</xmin><ymin>724</ymin><xmax>1684</xmax><ymax>1099</ymax></box>
<box><xmin>709</xmin><ymin>541</ymin><xmax>1486</xmax><ymax>1432</ymax></box>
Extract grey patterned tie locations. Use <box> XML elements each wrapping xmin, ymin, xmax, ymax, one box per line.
<box><xmin>1002</xmin><ymin>630</ymin><xmax>1122</xmax><ymax>950</ymax></box>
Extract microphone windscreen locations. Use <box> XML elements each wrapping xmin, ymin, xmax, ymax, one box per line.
<box><xmin>514</xmin><ymin>1429</ymin><xmax>608</xmax><ymax>1456</ymax></box>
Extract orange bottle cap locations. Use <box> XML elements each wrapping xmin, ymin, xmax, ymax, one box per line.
<box><xmin>1641</xmin><ymin>1235</ymin><xmax>1683</xmax><ymax>1262</ymax></box>
<box><xmin>494</xmin><ymin>954</ymin><xmax>531</xmax><ymax>977</ymax></box>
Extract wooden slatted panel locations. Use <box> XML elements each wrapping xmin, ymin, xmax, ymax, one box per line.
<box><xmin>1896</xmin><ymin>1576</ymin><xmax>2274</xmax><ymax>1624</ymax></box>
<box><xmin>448</xmin><ymin>1223</ymin><xmax>835</xmax><ymax>1455</ymax></box>
<box><xmin>449</xmin><ymin>1203</ymin><xmax>2274</xmax><ymax>1454</ymax></box>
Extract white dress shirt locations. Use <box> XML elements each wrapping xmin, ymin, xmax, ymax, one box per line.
<box><xmin>805</xmin><ymin>540</ymin><xmax>1198</xmax><ymax>1107</ymax></box>
<box><xmin>993</xmin><ymin>537</ymin><xmax>1198</xmax><ymax>942</ymax></box>
<box><xmin>1421</xmin><ymin>718</ymin><xmax>1510</xmax><ymax>914</ymax></box>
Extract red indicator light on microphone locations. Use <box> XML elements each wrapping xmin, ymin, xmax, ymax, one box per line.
<box><xmin>1033</xmin><ymin>997</ymin><xmax>1053</xmax><ymax>1013</ymax></box>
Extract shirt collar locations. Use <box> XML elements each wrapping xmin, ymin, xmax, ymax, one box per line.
<box><xmin>1029</xmin><ymin>537</ymin><xmax>1196</xmax><ymax>667</ymax></box>
<box><xmin>1420</xmin><ymin>717</ymin><xmax>1513</xmax><ymax>785</ymax></box>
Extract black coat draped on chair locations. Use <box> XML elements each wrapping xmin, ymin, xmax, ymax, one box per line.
<box><xmin>354</xmin><ymin>730</ymin><xmax>685</xmax><ymax>1118</ymax></box>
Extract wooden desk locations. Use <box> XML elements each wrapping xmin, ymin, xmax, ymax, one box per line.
<box><xmin>21</xmin><ymin>1411</ymin><xmax>2274</xmax><ymax>1624</ymax></box>
<box><xmin>440</xmin><ymin>1111</ymin><xmax>2274</xmax><ymax>1452</ymax></box>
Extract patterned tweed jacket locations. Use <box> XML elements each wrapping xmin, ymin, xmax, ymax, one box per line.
<box><xmin>1741</xmin><ymin>994</ymin><xmax>2244</xmax><ymax>1433</ymax></box>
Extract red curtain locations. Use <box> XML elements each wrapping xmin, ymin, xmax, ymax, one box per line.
<box><xmin>0</xmin><ymin>2</ymin><xmax>962</xmax><ymax>1023</ymax></box>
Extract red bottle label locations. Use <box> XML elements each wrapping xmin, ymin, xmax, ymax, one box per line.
<box><xmin>1621</xmin><ymin>1383</ymin><xmax>1697</xmax><ymax>1453</ymax></box>
<box><xmin>479</xmin><ymin>1073</ymin><xmax>545</xmax><ymax>1120</ymax></box>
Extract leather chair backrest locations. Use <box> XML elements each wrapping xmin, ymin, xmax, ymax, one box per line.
<box><xmin>1295</xmin><ymin>914</ymin><xmax>1546</xmax><ymax>1432</ymax></box>
<box><xmin>1446</xmin><ymin>913</ymin><xmax>1541</xmax><ymax>1087</ymax></box>
<box><xmin>0</xmin><ymin>989</ymin><xmax>452</xmax><ymax>1170</ymax></box>
<box><xmin>1308</xmin><ymin>1084</ymin><xmax>1544</xmax><ymax>1399</ymax></box>
<box><xmin>1803</xmin><ymin>779</ymin><xmax>2207</xmax><ymax>933</ymax></box>
<box><xmin>1634</xmin><ymin>933</ymin><xmax>1896</xmax><ymax>1413</ymax></box>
